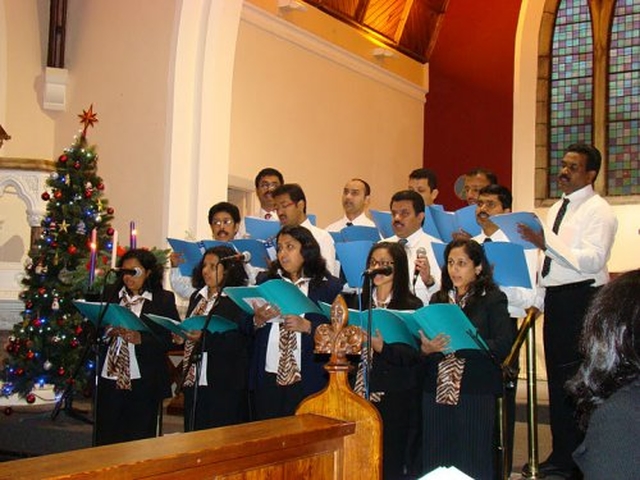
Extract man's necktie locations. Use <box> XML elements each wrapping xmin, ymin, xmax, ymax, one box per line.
<box><xmin>483</xmin><ymin>237</ymin><xmax>492</xmax><ymax>243</ymax></box>
<box><xmin>346</xmin><ymin>222</ymin><xmax>353</xmax><ymax>227</ymax></box>
<box><xmin>541</xmin><ymin>197</ymin><xmax>570</xmax><ymax>277</ymax></box>
<box><xmin>398</xmin><ymin>238</ymin><xmax>408</xmax><ymax>248</ymax></box>
<box><xmin>264</xmin><ymin>213</ymin><xmax>272</xmax><ymax>220</ymax></box>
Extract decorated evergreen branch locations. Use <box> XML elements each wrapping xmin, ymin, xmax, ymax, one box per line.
<box><xmin>2</xmin><ymin>106</ymin><xmax>117</xmax><ymax>399</ymax></box>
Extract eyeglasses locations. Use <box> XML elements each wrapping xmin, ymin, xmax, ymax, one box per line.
<box><xmin>258</xmin><ymin>181</ymin><xmax>280</xmax><ymax>190</ymax></box>
<box><xmin>476</xmin><ymin>199</ymin><xmax>499</xmax><ymax>209</ymax></box>
<box><xmin>368</xmin><ymin>259</ymin><xmax>394</xmax><ymax>268</ymax></box>
<box><xmin>211</xmin><ymin>219</ymin><xmax>235</xmax><ymax>227</ymax></box>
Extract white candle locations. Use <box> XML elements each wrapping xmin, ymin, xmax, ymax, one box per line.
<box><xmin>110</xmin><ymin>229</ymin><xmax>118</xmax><ymax>269</ymax></box>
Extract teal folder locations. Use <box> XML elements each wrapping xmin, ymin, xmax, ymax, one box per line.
<box><xmin>145</xmin><ymin>313</ymin><xmax>238</xmax><ymax>339</ymax></box>
<box><xmin>73</xmin><ymin>301</ymin><xmax>151</xmax><ymax>332</ymax></box>
<box><xmin>394</xmin><ymin>304</ymin><xmax>488</xmax><ymax>353</ymax></box>
<box><xmin>319</xmin><ymin>302</ymin><xmax>417</xmax><ymax>348</ymax></box>
<box><xmin>225</xmin><ymin>279</ymin><xmax>323</xmax><ymax>316</ymax></box>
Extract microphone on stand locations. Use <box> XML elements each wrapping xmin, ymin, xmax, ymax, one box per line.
<box><xmin>219</xmin><ymin>251</ymin><xmax>252</xmax><ymax>263</ymax></box>
<box><xmin>362</xmin><ymin>265</ymin><xmax>393</xmax><ymax>277</ymax></box>
<box><xmin>112</xmin><ymin>267</ymin><xmax>144</xmax><ymax>278</ymax></box>
<box><xmin>413</xmin><ymin>247</ymin><xmax>427</xmax><ymax>286</ymax></box>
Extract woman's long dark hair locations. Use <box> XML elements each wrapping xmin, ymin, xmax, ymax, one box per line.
<box><xmin>567</xmin><ymin>269</ymin><xmax>640</xmax><ymax>430</ymax></box>
<box><xmin>114</xmin><ymin>248</ymin><xmax>164</xmax><ymax>294</ymax></box>
<box><xmin>191</xmin><ymin>246</ymin><xmax>248</xmax><ymax>289</ymax></box>
<box><xmin>431</xmin><ymin>239</ymin><xmax>497</xmax><ymax>305</ymax></box>
<box><xmin>361</xmin><ymin>242</ymin><xmax>422</xmax><ymax>310</ymax></box>
<box><xmin>266</xmin><ymin>225</ymin><xmax>329</xmax><ymax>287</ymax></box>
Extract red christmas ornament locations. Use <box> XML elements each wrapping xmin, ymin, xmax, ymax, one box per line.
<box><xmin>4</xmin><ymin>407</ymin><xmax>12</xmax><ymax>416</ymax></box>
<box><xmin>73</xmin><ymin>161</ymin><xmax>81</xmax><ymax>170</ymax></box>
<box><xmin>107</xmin><ymin>207</ymin><xmax>115</xmax><ymax>215</ymax></box>
<box><xmin>59</xmin><ymin>154</ymin><xmax>68</xmax><ymax>163</ymax></box>
<box><xmin>41</xmin><ymin>192</ymin><xmax>50</xmax><ymax>201</ymax></box>
<box><xmin>67</xmin><ymin>245</ymin><xmax>78</xmax><ymax>255</ymax></box>
<box><xmin>26</xmin><ymin>351</ymin><xmax>35</xmax><ymax>360</ymax></box>
<box><xmin>75</xmin><ymin>326</ymin><xmax>83</xmax><ymax>335</ymax></box>
<box><xmin>32</xmin><ymin>318</ymin><xmax>42</xmax><ymax>327</ymax></box>
<box><xmin>70</xmin><ymin>339</ymin><xmax>79</xmax><ymax>348</ymax></box>
<box><xmin>84</xmin><ymin>190</ymin><xmax>93</xmax><ymax>199</ymax></box>
<box><xmin>57</xmin><ymin>367</ymin><xmax>65</xmax><ymax>376</ymax></box>
<box><xmin>97</xmin><ymin>183</ymin><xmax>105</xmax><ymax>191</ymax></box>
<box><xmin>26</xmin><ymin>301</ymin><xmax>33</xmax><ymax>309</ymax></box>
<box><xmin>107</xmin><ymin>227</ymin><xmax>115</xmax><ymax>236</ymax></box>
<box><xmin>5</xmin><ymin>344</ymin><xmax>13</xmax><ymax>353</ymax></box>
<box><xmin>16</xmin><ymin>368</ymin><xmax>24</xmax><ymax>376</ymax></box>
<box><xmin>38</xmin><ymin>287</ymin><xmax>46</xmax><ymax>295</ymax></box>
<box><xmin>54</xmin><ymin>190</ymin><xmax>63</xmax><ymax>200</ymax></box>
<box><xmin>25</xmin><ymin>393</ymin><xmax>36</xmax><ymax>404</ymax></box>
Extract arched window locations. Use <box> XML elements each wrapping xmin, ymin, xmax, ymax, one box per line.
<box><xmin>537</xmin><ymin>0</ymin><xmax>640</xmax><ymax>202</ymax></box>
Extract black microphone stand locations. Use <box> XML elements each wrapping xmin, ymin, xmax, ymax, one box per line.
<box><xmin>359</xmin><ymin>271</ymin><xmax>375</xmax><ymax>401</ymax></box>
<box><xmin>183</xmin><ymin>265</ymin><xmax>228</xmax><ymax>432</ymax></box>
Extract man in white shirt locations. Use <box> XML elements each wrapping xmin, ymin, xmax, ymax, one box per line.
<box><xmin>326</xmin><ymin>178</ymin><xmax>376</xmax><ymax>232</ymax></box>
<box><xmin>472</xmin><ymin>183</ymin><xmax>542</xmax><ymax>475</ymax></box>
<box><xmin>408</xmin><ymin>168</ymin><xmax>439</xmax><ymax>206</ymax></box>
<box><xmin>383</xmin><ymin>190</ymin><xmax>442</xmax><ymax>305</ymax></box>
<box><xmin>520</xmin><ymin>143</ymin><xmax>617</xmax><ymax>478</ymax></box>
<box><xmin>272</xmin><ymin>183</ymin><xmax>339</xmax><ymax>277</ymax></box>
<box><xmin>254</xmin><ymin>167</ymin><xmax>284</xmax><ymax>220</ymax></box>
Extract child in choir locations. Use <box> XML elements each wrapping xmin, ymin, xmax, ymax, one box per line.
<box><xmin>351</xmin><ymin>242</ymin><xmax>423</xmax><ymax>479</ymax></box>
<box><xmin>179</xmin><ymin>246</ymin><xmax>251</xmax><ymax>431</ymax></box>
<box><xmin>96</xmin><ymin>248</ymin><xmax>178</xmax><ymax>446</ymax></box>
<box><xmin>419</xmin><ymin>239</ymin><xmax>513</xmax><ymax>479</ymax></box>
<box><xmin>250</xmin><ymin>225</ymin><xmax>343</xmax><ymax>420</ymax></box>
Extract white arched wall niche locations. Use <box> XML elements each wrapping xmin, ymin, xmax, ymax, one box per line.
<box><xmin>166</xmin><ymin>0</ymin><xmax>243</xmax><ymax>241</ymax></box>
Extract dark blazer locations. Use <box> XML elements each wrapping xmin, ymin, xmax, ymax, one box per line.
<box><xmin>424</xmin><ymin>288</ymin><xmax>513</xmax><ymax>395</ymax></box>
<box><xmin>185</xmin><ymin>293</ymin><xmax>250</xmax><ymax>390</ymax></box>
<box><xmin>249</xmin><ymin>274</ymin><xmax>344</xmax><ymax>396</ymax></box>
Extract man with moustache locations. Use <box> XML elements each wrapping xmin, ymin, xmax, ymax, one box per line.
<box><xmin>272</xmin><ymin>183</ymin><xmax>339</xmax><ymax>277</ymax></box>
<box><xmin>326</xmin><ymin>178</ymin><xmax>376</xmax><ymax>232</ymax></box>
<box><xmin>408</xmin><ymin>168</ymin><xmax>439</xmax><ymax>206</ymax></box>
<box><xmin>383</xmin><ymin>190</ymin><xmax>442</xmax><ymax>304</ymax></box>
<box><xmin>170</xmin><ymin>202</ymin><xmax>244</xmax><ymax>299</ymax></box>
<box><xmin>520</xmin><ymin>144</ymin><xmax>617</xmax><ymax>479</ymax></box>
<box><xmin>472</xmin><ymin>184</ymin><xmax>542</xmax><ymax>475</ymax></box>
<box><xmin>254</xmin><ymin>167</ymin><xmax>284</xmax><ymax>220</ymax></box>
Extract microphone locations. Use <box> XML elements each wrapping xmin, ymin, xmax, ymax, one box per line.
<box><xmin>112</xmin><ymin>267</ymin><xmax>144</xmax><ymax>277</ymax></box>
<box><xmin>219</xmin><ymin>251</ymin><xmax>252</xmax><ymax>263</ymax></box>
<box><xmin>413</xmin><ymin>247</ymin><xmax>427</xmax><ymax>286</ymax></box>
<box><xmin>363</xmin><ymin>265</ymin><xmax>393</xmax><ymax>277</ymax></box>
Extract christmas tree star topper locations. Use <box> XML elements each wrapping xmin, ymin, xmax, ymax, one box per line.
<box><xmin>78</xmin><ymin>104</ymin><xmax>98</xmax><ymax>137</ymax></box>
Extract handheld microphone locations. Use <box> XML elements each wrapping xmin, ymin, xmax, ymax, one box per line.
<box><xmin>219</xmin><ymin>251</ymin><xmax>252</xmax><ymax>263</ymax></box>
<box><xmin>413</xmin><ymin>247</ymin><xmax>427</xmax><ymax>286</ymax></box>
<box><xmin>363</xmin><ymin>265</ymin><xmax>393</xmax><ymax>277</ymax></box>
<box><xmin>113</xmin><ymin>267</ymin><xmax>144</xmax><ymax>278</ymax></box>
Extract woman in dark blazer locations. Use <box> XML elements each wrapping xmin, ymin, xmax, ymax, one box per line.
<box><xmin>419</xmin><ymin>239</ymin><xmax>513</xmax><ymax>479</ymax></box>
<box><xmin>350</xmin><ymin>242</ymin><xmax>423</xmax><ymax>479</ymax></box>
<box><xmin>95</xmin><ymin>248</ymin><xmax>178</xmax><ymax>446</ymax></box>
<box><xmin>180</xmin><ymin>245</ymin><xmax>251</xmax><ymax>431</ymax></box>
<box><xmin>250</xmin><ymin>225</ymin><xmax>343</xmax><ymax>420</ymax></box>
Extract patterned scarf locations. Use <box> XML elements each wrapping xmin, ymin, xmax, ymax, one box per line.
<box><xmin>182</xmin><ymin>295</ymin><xmax>212</xmax><ymax>388</ymax></box>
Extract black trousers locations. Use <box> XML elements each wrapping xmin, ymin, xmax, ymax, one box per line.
<box><xmin>543</xmin><ymin>282</ymin><xmax>597</xmax><ymax>471</ymax></box>
<box><xmin>253</xmin><ymin>373</ymin><xmax>305</xmax><ymax>420</ymax></box>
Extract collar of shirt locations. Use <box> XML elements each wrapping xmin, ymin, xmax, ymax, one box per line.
<box><xmin>196</xmin><ymin>285</ymin><xmax>221</xmax><ymax>302</ymax></box>
<box><xmin>563</xmin><ymin>183</ymin><xmax>595</xmax><ymax>209</ymax></box>
<box><xmin>119</xmin><ymin>287</ymin><xmax>153</xmax><ymax>303</ymax></box>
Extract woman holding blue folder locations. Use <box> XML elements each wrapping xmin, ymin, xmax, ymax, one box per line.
<box><xmin>96</xmin><ymin>249</ymin><xmax>178</xmax><ymax>446</ymax></box>
<box><xmin>178</xmin><ymin>245</ymin><xmax>251</xmax><ymax>431</ymax></box>
<box><xmin>352</xmin><ymin>241</ymin><xmax>423</xmax><ymax>479</ymax></box>
<box><xmin>250</xmin><ymin>225</ymin><xmax>343</xmax><ymax>420</ymax></box>
<box><xmin>419</xmin><ymin>239</ymin><xmax>513</xmax><ymax>479</ymax></box>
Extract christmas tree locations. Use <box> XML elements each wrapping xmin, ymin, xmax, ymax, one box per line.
<box><xmin>2</xmin><ymin>105</ymin><xmax>117</xmax><ymax>401</ymax></box>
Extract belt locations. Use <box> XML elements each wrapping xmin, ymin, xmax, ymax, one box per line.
<box><xmin>546</xmin><ymin>279</ymin><xmax>596</xmax><ymax>292</ymax></box>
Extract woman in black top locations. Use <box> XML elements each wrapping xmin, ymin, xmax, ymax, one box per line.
<box><xmin>180</xmin><ymin>245</ymin><xmax>251</xmax><ymax>431</ymax></box>
<box><xmin>419</xmin><ymin>239</ymin><xmax>513</xmax><ymax>479</ymax></box>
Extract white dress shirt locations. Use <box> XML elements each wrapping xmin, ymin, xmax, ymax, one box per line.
<box><xmin>383</xmin><ymin>229</ymin><xmax>443</xmax><ymax>305</ymax></box>
<box><xmin>302</xmin><ymin>218</ymin><xmax>339</xmax><ymax>277</ymax></box>
<box><xmin>325</xmin><ymin>212</ymin><xmax>376</xmax><ymax>232</ymax></box>
<box><xmin>473</xmin><ymin>230</ymin><xmax>544</xmax><ymax>317</ymax></box>
<box><xmin>542</xmin><ymin>184</ymin><xmax>617</xmax><ymax>288</ymax></box>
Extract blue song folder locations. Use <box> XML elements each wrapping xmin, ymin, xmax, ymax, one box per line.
<box><xmin>319</xmin><ymin>303</ymin><xmax>417</xmax><ymax>348</ymax></box>
<box><xmin>430</xmin><ymin>205</ymin><xmax>481</xmax><ymax>241</ymax></box>
<box><xmin>201</xmin><ymin>239</ymin><xmax>271</xmax><ymax>269</ymax></box>
<box><xmin>244</xmin><ymin>216</ymin><xmax>281</xmax><ymax>241</ymax></box>
<box><xmin>167</xmin><ymin>238</ymin><xmax>208</xmax><ymax>276</ymax></box>
<box><xmin>73</xmin><ymin>301</ymin><xmax>151</xmax><ymax>332</ymax></box>
<box><xmin>370</xmin><ymin>210</ymin><xmax>394</xmax><ymax>239</ymax></box>
<box><xmin>489</xmin><ymin>212</ymin><xmax>543</xmax><ymax>249</ymax></box>
<box><xmin>145</xmin><ymin>313</ymin><xmax>238</xmax><ymax>339</ymax></box>
<box><xmin>335</xmin><ymin>240</ymin><xmax>374</xmax><ymax>288</ymax></box>
<box><xmin>394</xmin><ymin>304</ymin><xmax>489</xmax><ymax>353</ymax></box>
<box><xmin>225</xmin><ymin>279</ymin><xmax>323</xmax><ymax>316</ymax></box>
<box><xmin>431</xmin><ymin>241</ymin><xmax>532</xmax><ymax>288</ymax></box>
